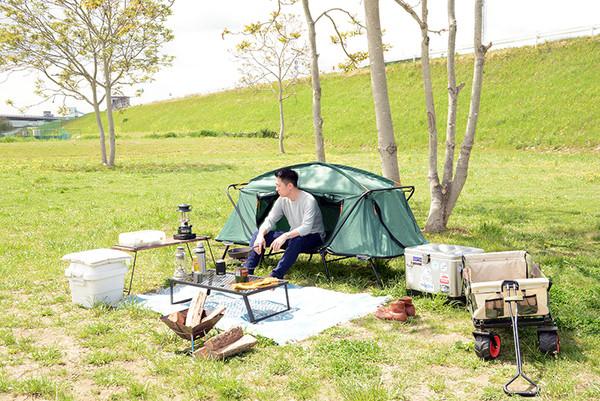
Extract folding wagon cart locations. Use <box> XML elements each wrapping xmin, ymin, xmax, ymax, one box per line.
<box><xmin>463</xmin><ymin>251</ymin><xmax>559</xmax><ymax>396</ymax></box>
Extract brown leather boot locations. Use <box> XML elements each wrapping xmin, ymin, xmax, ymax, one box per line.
<box><xmin>399</xmin><ymin>296</ymin><xmax>416</xmax><ymax>316</ymax></box>
<box><xmin>390</xmin><ymin>300</ymin><xmax>406</xmax><ymax>314</ymax></box>
<box><xmin>375</xmin><ymin>306</ymin><xmax>408</xmax><ymax>322</ymax></box>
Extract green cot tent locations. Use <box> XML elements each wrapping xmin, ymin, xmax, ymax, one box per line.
<box><xmin>216</xmin><ymin>162</ymin><xmax>427</xmax><ymax>283</ymax></box>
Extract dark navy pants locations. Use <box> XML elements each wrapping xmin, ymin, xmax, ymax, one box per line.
<box><xmin>244</xmin><ymin>230</ymin><xmax>323</xmax><ymax>279</ymax></box>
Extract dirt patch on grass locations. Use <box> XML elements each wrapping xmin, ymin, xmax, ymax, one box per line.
<box><xmin>14</xmin><ymin>327</ymin><xmax>87</xmax><ymax>364</ymax></box>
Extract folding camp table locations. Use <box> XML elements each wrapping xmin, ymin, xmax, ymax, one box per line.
<box><xmin>169</xmin><ymin>271</ymin><xmax>290</xmax><ymax>323</ymax></box>
<box><xmin>112</xmin><ymin>236</ymin><xmax>215</xmax><ymax>295</ymax></box>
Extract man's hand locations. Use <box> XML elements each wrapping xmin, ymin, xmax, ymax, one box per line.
<box><xmin>252</xmin><ymin>235</ymin><xmax>266</xmax><ymax>254</ymax></box>
<box><xmin>271</xmin><ymin>233</ymin><xmax>289</xmax><ymax>252</ymax></box>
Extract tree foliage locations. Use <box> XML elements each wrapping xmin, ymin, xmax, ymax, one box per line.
<box><xmin>0</xmin><ymin>0</ymin><xmax>174</xmax><ymax>166</ymax></box>
<box><xmin>224</xmin><ymin>9</ymin><xmax>308</xmax><ymax>154</ymax></box>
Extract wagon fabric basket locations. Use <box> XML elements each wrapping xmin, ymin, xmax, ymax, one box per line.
<box><xmin>463</xmin><ymin>251</ymin><xmax>550</xmax><ymax>321</ymax></box>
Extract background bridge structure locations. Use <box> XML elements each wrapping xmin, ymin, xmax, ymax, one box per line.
<box><xmin>0</xmin><ymin>113</ymin><xmax>77</xmax><ymax>139</ymax></box>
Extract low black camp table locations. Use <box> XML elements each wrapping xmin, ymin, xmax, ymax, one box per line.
<box><xmin>169</xmin><ymin>271</ymin><xmax>290</xmax><ymax>323</ymax></box>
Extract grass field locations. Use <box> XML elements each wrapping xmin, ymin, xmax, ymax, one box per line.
<box><xmin>0</xmin><ymin>135</ymin><xmax>598</xmax><ymax>400</ymax></box>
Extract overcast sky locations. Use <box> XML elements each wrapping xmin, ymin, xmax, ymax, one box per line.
<box><xmin>0</xmin><ymin>0</ymin><xmax>598</xmax><ymax>115</ymax></box>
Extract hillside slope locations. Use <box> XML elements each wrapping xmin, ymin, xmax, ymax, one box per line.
<box><xmin>66</xmin><ymin>37</ymin><xmax>600</xmax><ymax>149</ymax></box>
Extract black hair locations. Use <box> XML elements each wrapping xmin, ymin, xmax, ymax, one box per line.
<box><xmin>275</xmin><ymin>168</ymin><xmax>298</xmax><ymax>187</ymax></box>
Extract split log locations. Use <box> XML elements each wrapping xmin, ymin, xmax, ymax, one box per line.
<box><xmin>213</xmin><ymin>335</ymin><xmax>257</xmax><ymax>359</ymax></box>
<box><xmin>203</xmin><ymin>327</ymin><xmax>243</xmax><ymax>353</ymax></box>
<box><xmin>185</xmin><ymin>289</ymin><xmax>208</xmax><ymax>327</ymax></box>
<box><xmin>194</xmin><ymin>327</ymin><xmax>257</xmax><ymax>359</ymax></box>
<box><xmin>201</xmin><ymin>305</ymin><xmax>225</xmax><ymax>324</ymax></box>
<box><xmin>167</xmin><ymin>309</ymin><xmax>186</xmax><ymax>326</ymax></box>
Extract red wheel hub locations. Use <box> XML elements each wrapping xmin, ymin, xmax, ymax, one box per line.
<box><xmin>490</xmin><ymin>335</ymin><xmax>501</xmax><ymax>358</ymax></box>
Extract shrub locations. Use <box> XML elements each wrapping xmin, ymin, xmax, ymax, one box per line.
<box><xmin>0</xmin><ymin>117</ymin><xmax>12</xmax><ymax>133</ymax></box>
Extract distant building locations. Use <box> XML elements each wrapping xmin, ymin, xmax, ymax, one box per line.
<box><xmin>111</xmin><ymin>96</ymin><xmax>130</xmax><ymax>110</ymax></box>
<box><xmin>43</xmin><ymin>111</ymin><xmax>53</xmax><ymax>117</ymax></box>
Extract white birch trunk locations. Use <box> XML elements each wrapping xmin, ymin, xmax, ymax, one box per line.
<box><xmin>364</xmin><ymin>0</ymin><xmax>401</xmax><ymax>184</ymax></box>
<box><xmin>301</xmin><ymin>0</ymin><xmax>326</xmax><ymax>162</ymax></box>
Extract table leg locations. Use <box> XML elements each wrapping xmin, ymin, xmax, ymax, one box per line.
<box><xmin>185</xmin><ymin>243</ymin><xmax>193</xmax><ymax>260</ymax></box>
<box><xmin>125</xmin><ymin>251</ymin><xmax>138</xmax><ymax>296</ymax></box>
<box><xmin>205</xmin><ymin>239</ymin><xmax>216</xmax><ymax>266</ymax></box>
<box><xmin>221</xmin><ymin>244</ymin><xmax>230</xmax><ymax>260</ymax></box>
<box><xmin>244</xmin><ymin>284</ymin><xmax>292</xmax><ymax>324</ymax></box>
<box><xmin>284</xmin><ymin>283</ymin><xmax>290</xmax><ymax>309</ymax></box>
<box><xmin>169</xmin><ymin>280</ymin><xmax>193</xmax><ymax>305</ymax></box>
<box><xmin>242</xmin><ymin>295</ymin><xmax>256</xmax><ymax>323</ymax></box>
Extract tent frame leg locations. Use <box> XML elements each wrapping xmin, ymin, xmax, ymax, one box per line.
<box><xmin>357</xmin><ymin>255</ymin><xmax>384</xmax><ymax>288</ymax></box>
<box><xmin>370</xmin><ymin>259</ymin><xmax>384</xmax><ymax>288</ymax></box>
<box><xmin>321</xmin><ymin>251</ymin><xmax>330</xmax><ymax>278</ymax></box>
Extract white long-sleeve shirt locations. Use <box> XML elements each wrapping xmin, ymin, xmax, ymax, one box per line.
<box><xmin>259</xmin><ymin>190</ymin><xmax>325</xmax><ymax>238</ymax></box>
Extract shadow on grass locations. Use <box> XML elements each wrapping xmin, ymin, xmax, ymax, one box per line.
<box><xmin>477</xmin><ymin>326</ymin><xmax>585</xmax><ymax>366</ymax></box>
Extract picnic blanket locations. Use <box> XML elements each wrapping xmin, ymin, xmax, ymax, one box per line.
<box><xmin>129</xmin><ymin>284</ymin><xmax>388</xmax><ymax>344</ymax></box>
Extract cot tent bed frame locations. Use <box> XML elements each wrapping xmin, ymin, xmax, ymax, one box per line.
<box><xmin>217</xmin><ymin>182</ymin><xmax>416</xmax><ymax>287</ymax></box>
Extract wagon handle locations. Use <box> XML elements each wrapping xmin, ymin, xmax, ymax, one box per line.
<box><xmin>502</xmin><ymin>280</ymin><xmax>540</xmax><ymax>397</ymax></box>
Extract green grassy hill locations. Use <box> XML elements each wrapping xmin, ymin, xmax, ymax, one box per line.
<box><xmin>66</xmin><ymin>36</ymin><xmax>600</xmax><ymax>149</ymax></box>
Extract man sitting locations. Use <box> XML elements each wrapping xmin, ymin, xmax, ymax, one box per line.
<box><xmin>244</xmin><ymin>168</ymin><xmax>325</xmax><ymax>279</ymax></box>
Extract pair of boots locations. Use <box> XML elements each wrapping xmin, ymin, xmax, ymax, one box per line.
<box><xmin>375</xmin><ymin>296</ymin><xmax>416</xmax><ymax>322</ymax></box>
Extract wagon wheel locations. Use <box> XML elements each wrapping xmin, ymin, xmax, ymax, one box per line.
<box><xmin>474</xmin><ymin>332</ymin><xmax>501</xmax><ymax>360</ymax></box>
<box><xmin>538</xmin><ymin>331</ymin><xmax>560</xmax><ymax>355</ymax></box>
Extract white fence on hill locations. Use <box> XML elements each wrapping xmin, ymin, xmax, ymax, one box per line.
<box><xmin>395</xmin><ymin>24</ymin><xmax>600</xmax><ymax>63</ymax></box>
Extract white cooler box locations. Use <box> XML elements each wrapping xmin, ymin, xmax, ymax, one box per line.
<box><xmin>405</xmin><ymin>244</ymin><xmax>483</xmax><ymax>297</ymax></box>
<box><xmin>62</xmin><ymin>248</ymin><xmax>132</xmax><ymax>308</ymax></box>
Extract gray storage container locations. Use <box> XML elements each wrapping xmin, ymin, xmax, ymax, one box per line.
<box><xmin>405</xmin><ymin>244</ymin><xmax>483</xmax><ymax>297</ymax></box>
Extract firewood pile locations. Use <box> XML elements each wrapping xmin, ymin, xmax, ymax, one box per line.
<box><xmin>160</xmin><ymin>289</ymin><xmax>257</xmax><ymax>359</ymax></box>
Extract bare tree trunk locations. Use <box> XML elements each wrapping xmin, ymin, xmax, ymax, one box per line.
<box><xmin>364</xmin><ymin>0</ymin><xmax>401</xmax><ymax>184</ymax></box>
<box><xmin>412</xmin><ymin>0</ymin><xmax>445</xmax><ymax>231</ymax></box>
<box><xmin>278</xmin><ymin>81</ymin><xmax>285</xmax><ymax>154</ymax></box>
<box><xmin>445</xmin><ymin>0</ymin><xmax>488</xmax><ymax>222</ymax></box>
<box><xmin>91</xmin><ymin>86</ymin><xmax>107</xmax><ymax>165</ymax></box>
<box><xmin>442</xmin><ymin>0</ymin><xmax>459</xmax><ymax>188</ymax></box>
<box><xmin>301</xmin><ymin>0</ymin><xmax>326</xmax><ymax>162</ymax></box>
<box><xmin>104</xmin><ymin>74</ymin><xmax>116</xmax><ymax>167</ymax></box>
<box><xmin>425</xmin><ymin>0</ymin><xmax>457</xmax><ymax>232</ymax></box>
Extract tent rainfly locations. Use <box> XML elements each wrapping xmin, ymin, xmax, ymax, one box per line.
<box><xmin>216</xmin><ymin>162</ymin><xmax>427</xmax><ymax>285</ymax></box>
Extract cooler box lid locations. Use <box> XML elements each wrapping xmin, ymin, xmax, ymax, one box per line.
<box><xmin>65</xmin><ymin>263</ymin><xmax>128</xmax><ymax>281</ymax></box>
<box><xmin>62</xmin><ymin>248</ymin><xmax>131</xmax><ymax>267</ymax></box>
<box><xmin>405</xmin><ymin>243</ymin><xmax>484</xmax><ymax>258</ymax></box>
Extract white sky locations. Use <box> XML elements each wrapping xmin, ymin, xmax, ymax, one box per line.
<box><xmin>0</xmin><ymin>0</ymin><xmax>598</xmax><ymax>115</ymax></box>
